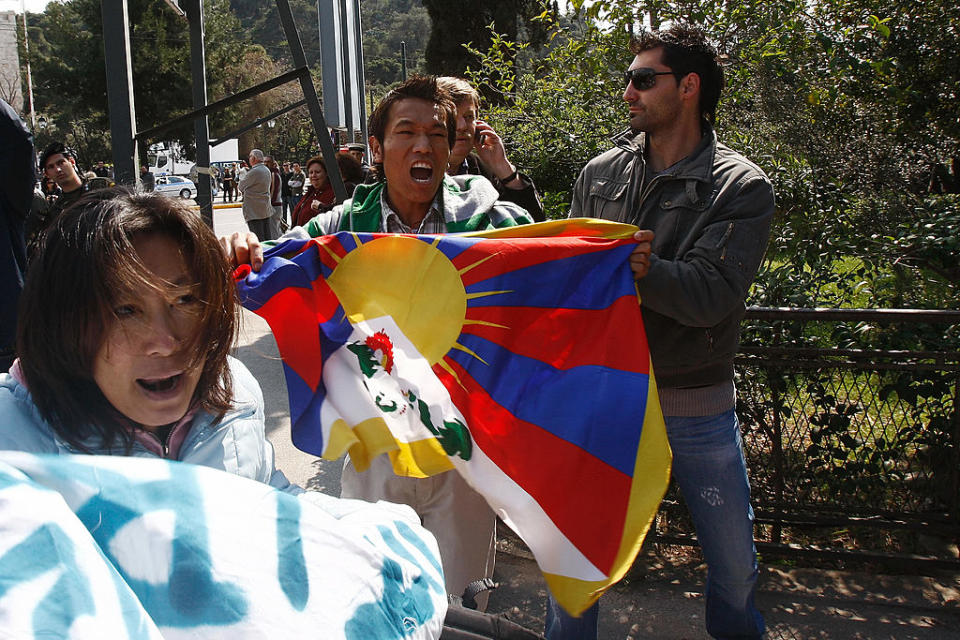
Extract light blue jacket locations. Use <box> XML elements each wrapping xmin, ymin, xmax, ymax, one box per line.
<box><xmin>0</xmin><ymin>356</ymin><xmax>299</xmax><ymax>493</ymax></box>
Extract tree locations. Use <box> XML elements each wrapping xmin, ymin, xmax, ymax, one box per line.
<box><xmin>362</xmin><ymin>0</ymin><xmax>431</xmax><ymax>88</ymax></box>
<box><xmin>20</xmin><ymin>0</ymin><xmax>251</xmax><ymax>167</ymax></box>
<box><xmin>422</xmin><ymin>0</ymin><xmax>556</xmax><ymax>77</ymax></box>
<box><xmin>468</xmin><ymin>0</ymin><xmax>959</xmax><ymax>305</ymax></box>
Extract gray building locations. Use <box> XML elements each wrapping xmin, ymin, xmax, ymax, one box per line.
<box><xmin>0</xmin><ymin>11</ymin><xmax>23</xmax><ymax>112</ymax></box>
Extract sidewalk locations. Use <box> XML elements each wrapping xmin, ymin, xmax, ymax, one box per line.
<box><xmin>236</xmin><ymin>309</ymin><xmax>960</xmax><ymax>640</ymax></box>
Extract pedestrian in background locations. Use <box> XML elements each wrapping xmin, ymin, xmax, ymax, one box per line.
<box><xmin>265</xmin><ymin>156</ymin><xmax>284</xmax><ymax>237</ymax></box>
<box><xmin>280</xmin><ymin>161</ymin><xmax>293</xmax><ymax>225</ymax></box>
<box><xmin>237</xmin><ymin>150</ymin><xmax>272</xmax><ymax>240</ymax></box>
<box><xmin>222</xmin><ymin>163</ymin><xmax>236</xmax><ymax>203</ymax></box>
<box><xmin>345</xmin><ymin>142</ymin><xmax>372</xmax><ymax>183</ymax></box>
<box><xmin>27</xmin><ymin>142</ymin><xmax>88</xmax><ymax>260</ymax></box>
<box><xmin>286</xmin><ymin>162</ymin><xmax>305</xmax><ymax>216</ymax></box>
<box><xmin>290</xmin><ymin>155</ymin><xmax>334</xmax><ymax>228</ymax></box>
<box><xmin>139</xmin><ymin>166</ymin><xmax>155</xmax><ymax>192</ymax></box>
<box><xmin>335</xmin><ymin>151</ymin><xmax>363</xmax><ymax>199</ymax></box>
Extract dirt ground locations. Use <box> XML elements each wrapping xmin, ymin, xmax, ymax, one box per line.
<box><xmin>485</xmin><ymin>530</ymin><xmax>960</xmax><ymax>639</ymax></box>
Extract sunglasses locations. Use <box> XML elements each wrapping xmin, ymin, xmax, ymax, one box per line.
<box><xmin>623</xmin><ymin>67</ymin><xmax>682</xmax><ymax>91</ymax></box>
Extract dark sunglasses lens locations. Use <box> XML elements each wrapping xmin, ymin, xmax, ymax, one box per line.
<box><xmin>625</xmin><ymin>69</ymin><xmax>656</xmax><ymax>90</ymax></box>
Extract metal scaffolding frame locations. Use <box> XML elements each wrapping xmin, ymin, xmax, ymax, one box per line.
<box><xmin>102</xmin><ymin>0</ymin><xmax>347</xmax><ymax>227</ymax></box>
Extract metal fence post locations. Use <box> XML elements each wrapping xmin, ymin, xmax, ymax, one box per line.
<box><xmin>951</xmin><ymin>371</ymin><xmax>960</xmax><ymax>545</ymax></box>
<box><xmin>768</xmin><ymin>367</ymin><xmax>785</xmax><ymax>545</ymax></box>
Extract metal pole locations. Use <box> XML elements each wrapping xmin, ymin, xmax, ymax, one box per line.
<box><xmin>401</xmin><ymin>41</ymin><xmax>407</xmax><ymax>81</ymax></box>
<box><xmin>135</xmin><ymin>69</ymin><xmax>304</xmax><ymax>144</ymax></box>
<box><xmin>210</xmin><ymin>100</ymin><xmax>307</xmax><ymax>147</ymax></box>
<box><xmin>276</xmin><ymin>0</ymin><xmax>346</xmax><ymax>201</ymax></box>
<box><xmin>951</xmin><ymin>371</ymin><xmax>960</xmax><ymax>544</ymax></box>
<box><xmin>101</xmin><ymin>0</ymin><xmax>138</xmax><ymax>186</ymax></box>
<box><xmin>20</xmin><ymin>1</ymin><xmax>36</xmax><ymax>129</ymax></box>
<box><xmin>353</xmin><ymin>0</ymin><xmax>368</xmax><ymax>149</ymax></box>
<box><xmin>338</xmin><ymin>0</ymin><xmax>354</xmax><ymax>141</ymax></box>
<box><xmin>184</xmin><ymin>0</ymin><xmax>213</xmax><ymax>226</ymax></box>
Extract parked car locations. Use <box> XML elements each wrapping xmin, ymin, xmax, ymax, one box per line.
<box><xmin>154</xmin><ymin>175</ymin><xmax>197</xmax><ymax>199</ymax></box>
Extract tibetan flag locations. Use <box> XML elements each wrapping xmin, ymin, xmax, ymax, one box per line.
<box><xmin>235</xmin><ymin>218</ymin><xmax>672</xmax><ymax>615</ymax></box>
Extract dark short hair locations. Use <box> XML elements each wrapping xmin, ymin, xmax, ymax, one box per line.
<box><xmin>38</xmin><ymin>141</ymin><xmax>75</xmax><ymax>171</ymax></box>
<box><xmin>335</xmin><ymin>151</ymin><xmax>364</xmax><ymax>185</ymax></box>
<box><xmin>630</xmin><ymin>24</ymin><xmax>724</xmax><ymax>125</ymax></box>
<box><xmin>367</xmin><ymin>75</ymin><xmax>457</xmax><ymax>171</ymax></box>
<box><xmin>17</xmin><ymin>188</ymin><xmax>237</xmax><ymax>452</ymax></box>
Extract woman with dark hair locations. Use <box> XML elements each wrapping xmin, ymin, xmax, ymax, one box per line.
<box><xmin>335</xmin><ymin>151</ymin><xmax>364</xmax><ymax>196</ymax></box>
<box><xmin>0</xmin><ymin>188</ymin><xmax>292</xmax><ymax>489</ymax></box>
<box><xmin>290</xmin><ymin>155</ymin><xmax>336</xmax><ymax>227</ymax></box>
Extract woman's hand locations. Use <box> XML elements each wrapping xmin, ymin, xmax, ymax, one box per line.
<box><xmin>219</xmin><ymin>231</ymin><xmax>263</xmax><ymax>272</ymax></box>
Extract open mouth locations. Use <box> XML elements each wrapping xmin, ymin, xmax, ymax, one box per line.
<box><xmin>137</xmin><ymin>374</ymin><xmax>182</xmax><ymax>394</ymax></box>
<box><xmin>410</xmin><ymin>162</ymin><xmax>433</xmax><ymax>183</ymax></box>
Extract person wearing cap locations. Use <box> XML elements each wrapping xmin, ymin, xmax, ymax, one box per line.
<box><xmin>25</xmin><ymin>142</ymin><xmax>88</xmax><ymax>260</ymax></box>
<box><xmin>345</xmin><ymin>142</ymin><xmax>372</xmax><ymax>183</ymax></box>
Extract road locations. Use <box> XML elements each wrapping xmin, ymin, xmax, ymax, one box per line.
<box><xmin>216</xmin><ymin>204</ymin><xmax>960</xmax><ymax>640</ymax></box>
<box><xmin>211</xmin><ymin>204</ymin><xmax>340</xmax><ymax>493</ymax></box>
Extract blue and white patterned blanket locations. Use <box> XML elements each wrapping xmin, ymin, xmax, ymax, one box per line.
<box><xmin>0</xmin><ymin>452</ymin><xmax>446</xmax><ymax>639</ymax></box>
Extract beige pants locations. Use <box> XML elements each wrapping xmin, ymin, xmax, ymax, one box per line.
<box><xmin>341</xmin><ymin>455</ymin><xmax>496</xmax><ymax>610</ymax></box>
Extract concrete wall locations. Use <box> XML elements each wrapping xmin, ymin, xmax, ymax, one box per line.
<box><xmin>0</xmin><ymin>11</ymin><xmax>24</xmax><ymax>113</ymax></box>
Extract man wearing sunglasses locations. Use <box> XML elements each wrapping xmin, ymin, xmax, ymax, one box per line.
<box><xmin>557</xmin><ymin>25</ymin><xmax>774</xmax><ymax>640</ymax></box>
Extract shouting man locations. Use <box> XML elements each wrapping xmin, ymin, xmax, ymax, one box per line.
<box><xmin>221</xmin><ymin>76</ymin><xmax>533</xmax><ymax>608</ymax></box>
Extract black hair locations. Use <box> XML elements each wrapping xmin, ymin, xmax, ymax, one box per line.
<box><xmin>631</xmin><ymin>24</ymin><xmax>725</xmax><ymax>125</ymax></box>
<box><xmin>38</xmin><ymin>141</ymin><xmax>76</xmax><ymax>171</ymax></box>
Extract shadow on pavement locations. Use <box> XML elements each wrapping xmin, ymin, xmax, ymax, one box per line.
<box><xmin>487</xmin><ymin>532</ymin><xmax>960</xmax><ymax>640</ymax></box>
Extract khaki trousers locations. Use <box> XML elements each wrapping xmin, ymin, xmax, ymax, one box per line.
<box><xmin>341</xmin><ymin>455</ymin><xmax>496</xmax><ymax>610</ymax></box>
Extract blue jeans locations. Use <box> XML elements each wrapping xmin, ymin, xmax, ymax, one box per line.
<box><xmin>545</xmin><ymin>597</ymin><xmax>598</xmax><ymax>640</ymax></box>
<box><xmin>545</xmin><ymin>408</ymin><xmax>764</xmax><ymax>640</ymax></box>
<box><xmin>286</xmin><ymin>195</ymin><xmax>301</xmax><ymax>223</ymax></box>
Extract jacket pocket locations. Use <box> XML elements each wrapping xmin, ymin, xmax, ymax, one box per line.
<box><xmin>588</xmin><ymin>176</ymin><xmax>629</xmax><ymax>221</ymax></box>
<box><xmin>657</xmin><ymin>179</ymin><xmax>711</xmax><ymax>214</ymax></box>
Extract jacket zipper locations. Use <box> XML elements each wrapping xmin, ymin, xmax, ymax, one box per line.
<box><xmin>625</xmin><ymin>144</ymin><xmax>678</xmax><ymax>227</ymax></box>
<box><xmin>145</xmin><ymin>428</ymin><xmax>174</xmax><ymax>458</ymax></box>
<box><xmin>635</xmin><ymin>172</ymin><xmax>678</xmax><ymax>228</ymax></box>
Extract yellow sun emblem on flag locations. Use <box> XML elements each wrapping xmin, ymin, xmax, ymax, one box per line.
<box><xmin>324</xmin><ymin>235</ymin><xmax>505</xmax><ymax>373</ymax></box>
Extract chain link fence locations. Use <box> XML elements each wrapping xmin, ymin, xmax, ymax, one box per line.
<box><xmin>652</xmin><ymin>308</ymin><xmax>960</xmax><ymax>570</ymax></box>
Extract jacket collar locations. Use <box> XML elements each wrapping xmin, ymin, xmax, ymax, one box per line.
<box><xmin>341</xmin><ymin>175</ymin><xmax>501</xmax><ymax>233</ymax></box>
<box><xmin>9</xmin><ymin>358</ymin><xmax>200</xmax><ymax>458</ymax></box>
<box><xmin>611</xmin><ymin>125</ymin><xmax>718</xmax><ymax>184</ymax></box>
